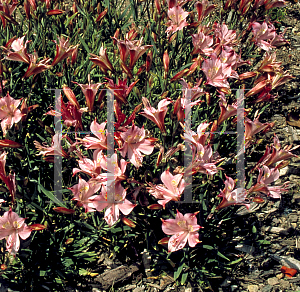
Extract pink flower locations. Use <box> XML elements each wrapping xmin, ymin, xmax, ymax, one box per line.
<box><xmin>248</xmin><ymin>166</ymin><xmax>289</xmax><ymax>199</ymax></box>
<box><xmin>23</xmin><ymin>51</ymin><xmax>51</xmax><ymax>78</ymax></box>
<box><xmin>161</xmin><ymin>210</ymin><xmax>202</xmax><ymax>252</ymax></box>
<box><xmin>92</xmin><ymin>183</ymin><xmax>136</xmax><ymax>227</ymax></box>
<box><xmin>166</xmin><ymin>5</ymin><xmax>189</xmax><ymax>35</ymax></box>
<box><xmin>0</xmin><ymin>93</ymin><xmax>23</xmax><ymax>135</ymax></box>
<box><xmin>214</xmin><ymin>23</ymin><xmax>237</xmax><ymax>54</ymax></box>
<box><xmin>140</xmin><ymin>97</ymin><xmax>172</xmax><ymax>133</ymax></box>
<box><xmin>34</xmin><ymin>133</ymin><xmax>69</xmax><ymax>158</ymax></box>
<box><xmin>174</xmin><ymin>79</ymin><xmax>204</xmax><ymax>122</ymax></box>
<box><xmin>185</xmin><ymin>144</ymin><xmax>218</xmax><ymax>176</ymax></box>
<box><xmin>90</xmin><ymin>46</ymin><xmax>114</xmax><ymax>74</ymax></box>
<box><xmin>99</xmin><ymin>153</ymin><xmax>128</xmax><ymax>182</ymax></box>
<box><xmin>0</xmin><ymin>152</ymin><xmax>16</xmax><ymax>202</ymax></box>
<box><xmin>192</xmin><ymin>31</ymin><xmax>213</xmax><ymax>55</ymax></box>
<box><xmin>245</xmin><ymin>117</ymin><xmax>273</xmax><ymax>144</ymax></box>
<box><xmin>80</xmin><ymin>120</ymin><xmax>108</xmax><ymax>150</ymax></box>
<box><xmin>254</xmin><ymin>134</ymin><xmax>299</xmax><ymax>169</ymax></box>
<box><xmin>0</xmin><ymin>208</ymin><xmax>32</xmax><ymax>255</ymax></box>
<box><xmin>217</xmin><ymin>93</ymin><xmax>238</xmax><ymax>125</ymax></box>
<box><xmin>195</xmin><ymin>0</ymin><xmax>215</xmax><ymax>22</ymax></box>
<box><xmin>119</xmin><ymin>124</ymin><xmax>157</xmax><ymax>168</ymax></box>
<box><xmin>202</xmin><ymin>53</ymin><xmax>232</xmax><ymax>88</ymax></box>
<box><xmin>72</xmin><ymin>81</ymin><xmax>103</xmax><ymax>112</ymax></box>
<box><xmin>106</xmin><ymin>78</ymin><xmax>139</xmax><ymax>105</ymax></box>
<box><xmin>69</xmin><ymin>177</ymin><xmax>101</xmax><ymax>213</ymax></box>
<box><xmin>72</xmin><ymin>149</ymin><xmax>104</xmax><ymax>177</ymax></box>
<box><xmin>148</xmin><ymin>169</ymin><xmax>185</xmax><ymax>208</ymax></box>
<box><xmin>184</xmin><ymin>122</ymin><xmax>211</xmax><ymax>149</ymax></box>
<box><xmin>1</xmin><ymin>36</ymin><xmax>30</xmax><ymax>63</ymax></box>
<box><xmin>251</xmin><ymin>21</ymin><xmax>276</xmax><ymax>51</ymax></box>
<box><xmin>111</xmin><ymin>37</ymin><xmax>152</xmax><ymax>69</ymax></box>
<box><xmin>216</xmin><ymin>176</ymin><xmax>250</xmax><ymax>210</ymax></box>
<box><xmin>52</xmin><ymin>36</ymin><xmax>79</xmax><ymax>67</ymax></box>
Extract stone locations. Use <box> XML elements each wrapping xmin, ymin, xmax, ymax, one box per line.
<box><xmin>267</xmin><ymin>277</ymin><xmax>279</xmax><ymax>286</ymax></box>
<box><xmin>276</xmin><ymin>273</ymin><xmax>284</xmax><ymax>279</ymax></box>
<box><xmin>279</xmin><ymin>279</ymin><xmax>290</xmax><ymax>290</ymax></box>
<box><xmin>289</xmin><ymin>214</ymin><xmax>298</xmax><ymax>223</ymax></box>
<box><xmin>133</xmin><ymin>286</ymin><xmax>145</xmax><ymax>292</ymax></box>
<box><xmin>262</xmin><ymin>285</ymin><xmax>273</xmax><ymax>292</ymax></box>
<box><xmin>293</xmin><ymin>194</ymin><xmax>300</xmax><ymax>204</ymax></box>
<box><xmin>247</xmin><ymin>285</ymin><xmax>259</xmax><ymax>292</ymax></box>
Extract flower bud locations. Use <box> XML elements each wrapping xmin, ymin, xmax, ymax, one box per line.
<box><xmin>53</xmin><ymin>207</ymin><xmax>75</xmax><ymax>214</ymax></box>
<box><xmin>121</xmin><ymin>217</ymin><xmax>136</xmax><ymax>228</ymax></box>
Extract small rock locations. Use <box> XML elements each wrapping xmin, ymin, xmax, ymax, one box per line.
<box><xmin>262</xmin><ymin>285</ymin><xmax>273</xmax><ymax>292</ymax></box>
<box><xmin>267</xmin><ymin>277</ymin><xmax>279</xmax><ymax>286</ymax></box>
<box><xmin>220</xmin><ymin>278</ymin><xmax>231</xmax><ymax>287</ymax></box>
<box><xmin>235</xmin><ymin>244</ymin><xmax>255</xmax><ymax>255</ymax></box>
<box><xmin>133</xmin><ymin>286</ymin><xmax>145</xmax><ymax>292</ymax></box>
<box><xmin>248</xmin><ymin>285</ymin><xmax>259</xmax><ymax>292</ymax></box>
<box><xmin>291</xmin><ymin>223</ymin><xmax>297</xmax><ymax>229</ymax></box>
<box><xmin>264</xmin><ymin>226</ymin><xmax>292</xmax><ymax>236</ymax></box>
<box><xmin>231</xmin><ymin>285</ymin><xmax>238</xmax><ymax>291</ymax></box>
<box><xmin>293</xmin><ymin>194</ymin><xmax>300</xmax><ymax>205</ymax></box>
<box><xmin>279</xmin><ymin>279</ymin><xmax>290</xmax><ymax>290</ymax></box>
<box><xmin>276</xmin><ymin>273</ymin><xmax>284</xmax><ymax>279</ymax></box>
<box><xmin>289</xmin><ymin>214</ymin><xmax>298</xmax><ymax>223</ymax></box>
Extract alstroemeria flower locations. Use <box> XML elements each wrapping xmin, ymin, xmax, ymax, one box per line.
<box><xmin>99</xmin><ymin>152</ymin><xmax>128</xmax><ymax>183</ymax></box>
<box><xmin>23</xmin><ymin>51</ymin><xmax>51</xmax><ymax>78</ymax></box>
<box><xmin>195</xmin><ymin>0</ymin><xmax>215</xmax><ymax>22</ymax></box>
<box><xmin>72</xmin><ymin>149</ymin><xmax>105</xmax><ymax>177</ymax></box>
<box><xmin>80</xmin><ymin>120</ymin><xmax>108</xmax><ymax>150</ymax></box>
<box><xmin>217</xmin><ymin>93</ymin><xmax>238</xmax><ymax>125</ymax></box>
<box><xmin>1</xmin><ymin>36</ymin><xmax>30</xmax><ymax>63</ymax></box>
<box><xmin>106</xmin><ymin>78</ymin><xmax>139</xmax><ymax>105</ymax></box>
<box><xmin>184</xmin><ymin>122</ymin><xmax>211</xmax><ymax>149</ymax></box>
<box><xmin>140</xmin><ymin>97</ymin><xmax>172</xmax><ymax>133</ymax></box>
<box><xmin>251</xmin><ymin>21</ymin><xmax>276</xmax><ymax>51</ymax></box>
<box><xmin>52</xmin><ymin>36</ymin><xmax>79</xmax><ymax>67</ymax></box>
<box><xmin>119</xmin><ymin>124</ymin><xmax>157</xmax><ymax>168</ymax></box>
<box><xmin>111</xmin><ymin>37</ymin><xmax>152</xmax><ymax>70</ymax></box>
<box><xmin>90</xmin><ymin>46</ymin><xmax>114</xmax><ymax>74</ymax></box>
<box><xmin>248</xmin><ymin>166</ymin><xmax>289</xmax><ymax>199</ymax></box>
<box><xmin>148</xmin><ymin>169</ymin><xmax>185</xmax><ymax>208</ymax></box>
<box><xmin>216</xmin><ymin>176</ymin><xmax>250</xmax><ymax>210</ymax></box>
<box><xmin>93</xmin><ymin>182</ymin><xmax>136</xmax><ymax>227</ymax></box>
<box><xmin>73</xmin><ymin>81</ymin><xmax>103</xmax><ymax>112</ymax></box>
<box><xmin>166</xmin><ymin>5</ymin><xmax>189</xmax><ymax>35</ymax></box>
<box><xmin>202</xmin><ymin>53</ymin><xmax>232</xmax><ymax>88</ymax></box>
<box><xmin>254</xmin><ymin>134</ymin><xmax>299</xmax><ymax>170</ymax></box>
<box><xmin>213</xmin><ymin>22</ymin><xmax>237</xmax><ymax>54</ymax></box>
<box><xmin>34</xmin><ymin>133</ymin><xmax>68</xmax><ymax>158</ymax></box>
<box><xmin>45</xmin><ymin>97</ymin><xmax>85</xmax><ymax>131</ymax></box>
<box><xmin>184</xmin><ymin>144</ymin><xmax>218</xmax><ymax>176</ymax></box>
<box><xmin>161</xmin><ymin>210</ymin><xmax>202</xmax><ymax>252</ymax></box>
<box><xmin>0</xmin><ymin>93</ymin><xmax>23</xmax><ymax>135</ymax></box>
<box><xmin>69</xmin><ymin>177</ymin><xmax>101</xmax><ymax>213</ymax></box>
<box><xmin>0</xmin><ymin>208</ymin><xmax>32</xmax><ymax>255</ymax></box>
<box><xmin>192</xmin><ymin>31</ymin><xmax>213</xmax><ymax>55</ymax></box>
<box><xmin>0</xmin><ymin>152</ymin><xmax>16</xmax><ymax>202</ymax></box>
<box><xmin>174</xmin><ymin>79</ymin><xmax>205</xmax><ymax>122</ymax></box>
<box><xmin>245</xmin><ymin>117</ymin><xmax>273</xmax><ymax>145</ymax></box>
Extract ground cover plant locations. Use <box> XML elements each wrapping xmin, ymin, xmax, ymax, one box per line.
<box><xmin>0</xmin><ymin>0</ymin><xmax>297</xmax><ymax>290</ymax></box>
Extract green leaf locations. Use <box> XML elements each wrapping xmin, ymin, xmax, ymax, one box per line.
<box><xmin>33</xmin><ymin>181</ymin><xmax>67</xmax><ymax>208</ymax></box>
<box><xmin>78</xmin><ymin>34</ymin><xmax>90</xmax><ymax>54</ymax></box>
<box><xmin>203</xmin><ymin>245</ymin><xmax>214</xmax><ymax>250</ymax></box>
<box><xmin>174</xmin><ymin>262</ymin><xmax>184</xmax><ymax>281</ymax></box>
<box><xmin>181</xmin><ymin>272</ymin><xmax>188</xmax><ymax>285</ymax></box>
<box><xmin>217</xmin><ymin>251</ymin><xmax>230</xmax><ymax>261</ymax></box>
